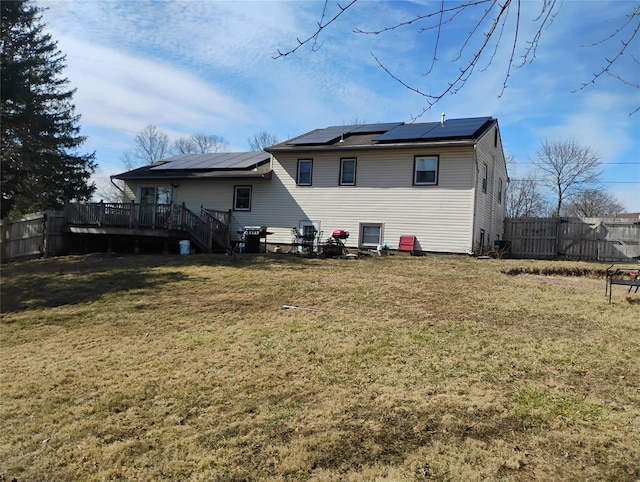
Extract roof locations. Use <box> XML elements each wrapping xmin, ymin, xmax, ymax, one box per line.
<box><xmin>112</xmin><ymin>152</ymin><xmax>272</xmax><ymax>181</ymax></box>
<box><xmin>267</xmin><ymin>116</ymin><xmax>496</xmax><ymax>153</ymax></box>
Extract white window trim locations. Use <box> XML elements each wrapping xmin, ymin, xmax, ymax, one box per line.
<box><xmin>413</xmin><ymin>155</ymin><xmax>439</xmax><ymax>185</ymax></box>
<box><xmin>359</xmin><ymin>222</ymin><xmax>384</xmax><ymax>248</ymax></box>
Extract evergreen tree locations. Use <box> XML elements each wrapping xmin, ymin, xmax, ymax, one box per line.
<box><xmin>1</xmin><ymin>0</ymin><xmax>96</xmax><ymax>218</ymax></box>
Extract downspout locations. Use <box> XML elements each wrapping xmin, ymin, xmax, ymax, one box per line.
<box><xmin>471</xmin><ymin>144</ymin><xmax>478</xmax><ymax>254</ymax></box>
<box><xmin>489</xmin><ymin>153</ymin><xmax>496</xmax><ymax>242</ymax></box>
<box><xmin>110</xmin><ymin>176</ymin><xmax>125</xmax><ymax>198</ymax></box>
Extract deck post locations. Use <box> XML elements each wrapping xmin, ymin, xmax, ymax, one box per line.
<box><xmin>129</xmin><ymin>201</ymin><xmax>135</xmax><ymax>228</ymax></box>
<box><xmin>98</xmin><ymin>200</ymin><xmax>104</xmax><ymax>226</ymax></box>
<box><xmin>226</xmin><ymin>209</ymin><xmax>232</xmax><ymax>251</ymax></box>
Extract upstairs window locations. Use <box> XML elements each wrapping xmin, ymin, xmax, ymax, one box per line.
<box><xmin>497</xmin><ymin>178</ymin><xmax>503</xmax><ymax>203</ymax></box>
<box><xmin>340</xmin><ymin>158</ymin><xmax>356</xmax><ymax>185</ymax></box>
<box><xmin>233</xmin><ymin>185</ymin><xmax>252</xmax><ymax>211</ymax></box>
<box><xmin>414</xmin><ymin>156</ymin><xmax>438</xmax><ymax>185</ymax></box>
<box><xmin>482</xmin><ymin>164</ymin><xmax>488</xmax><ymax>192</ymax></box>
<box><xmin>297</xmin><ymin>159</ymin><xmax>313</xmax><ymax>186</ymax></box>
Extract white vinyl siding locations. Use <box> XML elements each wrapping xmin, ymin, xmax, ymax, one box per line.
<box><xmin>261</xmin><ymin>147</ymin><xmax>477</xmax><ymax>253</ymax></box>
<box><xmin>473</xmin><ymin>124</ymin><xmax>508</xmax><ymax>248</ymax></box>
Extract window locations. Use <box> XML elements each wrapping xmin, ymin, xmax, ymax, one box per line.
<box><xmin>140</xmin><ymin>186</ymin><xmax>171</xmax><ymax>204</ymax></box>
<box><xmin>297</xmin><ymin>159</ymin><xmax>313</xmax><ymax>185</ymax></box>
<box><xmin>414</xmin><ymin>156</ymin><xmax>438</xmax><ymax>185</ymax></box>
<box><xmin>479</xmin><ymin>229</ymin><xmax>486</xmax><ymax>248</ymax></box>
<box><xmin>481</xmin><ymin>164</ymin><xmax>488</xmax><ymax>192</ymax></box>
<box><xmin>497</xmin><ymin>178</ymin><xmax>503</xmax><ymax>203</ymax></box>
<box><xmin>359</xmin><ymin>223</ymin><xmax>383</xmax><ymax>248</ymax></box>
<box><xmin>234</xmin><ymin>185</ymin><xmax>252</xmax><ymax>211</ymax></box>
<box><xmin>340</xmin><ymin>158</ymin><xmax>356</xmax><ymax>185</ymax></box>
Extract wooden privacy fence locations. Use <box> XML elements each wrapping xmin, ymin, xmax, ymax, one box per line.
<box><xmin>504</xmin><ymin>217</ymin><xmax>640</xmax><ymax>261</ymax></box>
<box><xmin>0</xmin><ymin>211</ymin><xmax>66</xmax><ymax>263</ymax></box>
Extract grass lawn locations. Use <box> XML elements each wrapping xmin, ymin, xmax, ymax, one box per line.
<box><xmin>1</xmin><ymin>253</ymin><xmax>639</xmax><ymax>481</ymax></box>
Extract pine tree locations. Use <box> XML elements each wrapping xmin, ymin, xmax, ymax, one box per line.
<box><xmin>1</xmin><ymin>0</ymin><xmax>96</xmax><ymax>218</ymax></box>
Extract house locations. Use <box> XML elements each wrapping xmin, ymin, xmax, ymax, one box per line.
<box><xmin>112</xmin><ymin>116</ymin><xmax>507</xmax><ymax>254</ymax></box>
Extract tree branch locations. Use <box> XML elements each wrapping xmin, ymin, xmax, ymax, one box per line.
<box><xmin>272</xmin><ymin>0</ymin><xmax>358</xmax><ymax>58</ymax></box>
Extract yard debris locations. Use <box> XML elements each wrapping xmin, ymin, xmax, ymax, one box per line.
<box><xmin>282</xmin><ymin>305</ymin><xmax>323</xmax><ymax>312</ymax></box>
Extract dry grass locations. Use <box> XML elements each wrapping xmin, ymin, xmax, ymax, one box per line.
<box><xmin>1</xmin><ymin>253</ymin><xmax>639</xmax><ymax>481</ymax></box>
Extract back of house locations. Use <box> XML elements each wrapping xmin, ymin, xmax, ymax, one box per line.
<box><xmin>114</xmin><ymin>116</ymin><xmax>507</xmax><ymax>254</ymax></box>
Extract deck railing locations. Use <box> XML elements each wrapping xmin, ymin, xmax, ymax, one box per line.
<box><xmin>64</xmin><ymin>202</ymin><xmax>231</xmax><ymax>252</ymax></box>
<box><xmin>201</xmin><ymin>208</ymin><xmax>232</xmax><ymax>251</ymax></box>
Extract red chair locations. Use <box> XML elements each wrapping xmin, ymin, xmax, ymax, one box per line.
<box><xmin>398</xmin><ymin>235</ymin><xmax>416</xmax><ymax>256</ymax></box>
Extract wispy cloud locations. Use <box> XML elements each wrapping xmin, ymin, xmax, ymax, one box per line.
<box><xmin>34</xmin><ymin>0</ymin><xmax>639</xmax><ymax>211</ymax></box>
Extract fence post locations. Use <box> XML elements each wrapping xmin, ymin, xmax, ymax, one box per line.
<box><xmin>42</xmin><ymin>212</ymin><xmax>48</xmax><ymax>258</ymax></box>
<box><xmin>0</xmin><ymin>218</ymin><xmax>7</xmax><ymax>263</ymax></box>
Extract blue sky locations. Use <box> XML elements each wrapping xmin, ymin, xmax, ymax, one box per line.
<box><xmin>36</xmin><ymin>0</ymin><xmax>640</xmax><ymax>212</ymax></box>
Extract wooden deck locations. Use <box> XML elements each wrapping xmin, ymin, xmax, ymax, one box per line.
<box><xmin>64</xmin><ymin>202</ymin><xmax>231</xmax><ymax>253</ymax></box>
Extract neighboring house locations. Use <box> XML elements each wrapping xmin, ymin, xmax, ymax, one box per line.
<box><xmin>113</xmin><ymin>116</ymin><xmax>507</xmax><ymax>254</ymax></box>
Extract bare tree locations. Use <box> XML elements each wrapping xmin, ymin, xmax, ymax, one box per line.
<box><xmin>93</xmin><ymin>177</ymin><xmax>125</xmax><ymax>203</ymax></box>
<box><xmin>532</xmin><ymin>140</ymin><xmax>601</xmax><ymax>217</ymax></box>
<box><xmin>563</xmin><ymin>189</ymin><xmax>625</xmax><ymax>217</ymax></box>
<box><xmin>506</xmin><ymin>177</ymin><xmax>548</xmax><ymax>218</ymax></box>
<box><xmin>276</xmin><ymin>1</ymin><xmax>640</xmax><ymax>116</ymax></box>
<box><xmin>248</xmin><ymin>131</ymin><xmax>280</xmax><ymax>151</ymax></box>
<box><xmin>173</xmin><ymin>133</ymin><xmax>228</xmax><ymax>154</ymax></box>
<box><xmin>121</xmin><ymin>125</ymin><xmax>170</xmax><ymax>169</ymax></box>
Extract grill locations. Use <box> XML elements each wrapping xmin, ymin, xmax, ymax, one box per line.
<box><xmin>241</xmin><ymin>226</ymin><xmax>269</xmax><ymax>253</ymax></box>
<box><xmin>243</xmin><ymin>226</ymin><xmax>267</xmax><ymax>237</ymax></box>
<box><xmin>331</xmin><ymin>229</ymin><xmax>349</xmax><ymax>240</ymax></box>
<box><xmin>323</xmin><ymin>229</ymin><xmax>349</xmax><ymax>257</ymax></box>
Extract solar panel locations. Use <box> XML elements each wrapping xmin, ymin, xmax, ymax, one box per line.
<box><xmin>289</xmin><ymin>122</ymin><xmax>404</xmax><ymax>145</ymax></box>
<box><xmin>373</xmin><ymin>123</ymin><xmax>434</xmax><ymax>141</ymax></box>
<box><xmin>150</xmin><ymin>152</ymin><xmax>269</xmax><ymax>170</ymax></box>
<box><xmin>420</xmin><ymin>117</ymin><xmax>492</xmax><ymax>139</ymax></box>
<box><xmin>374</xmin><ymin>117</ymin><xmax>492</xmax><ymax>142</ymax></box>
<box><xmin>288</xmin><ymin>126</ymin><xmax>352</xmax><ymax>145</ymax></box>
<box><xmin>350</xmin><ymin>122</ymin><xmax>403</xmax><ymax>133</ymax></box>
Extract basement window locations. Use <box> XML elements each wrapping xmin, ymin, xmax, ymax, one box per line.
<box><xmin>359</xmin><ymin>223</ymin><xmax>383</xmax><ymax>248</ymax></box>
